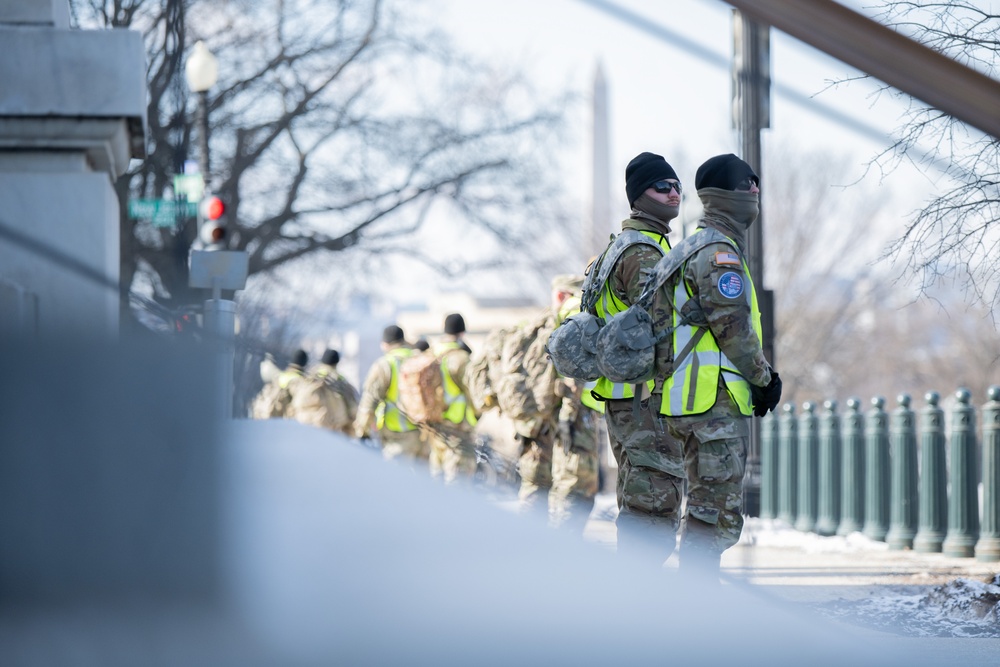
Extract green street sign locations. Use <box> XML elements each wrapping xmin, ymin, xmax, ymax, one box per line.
<box><xmin>173</xmin><ymin>173</ymin><xmax>205</xmax><ymax>202</ymax></box>
<box><xmin>128</xmin><ymin>198</ymin><xmax>198</xmax><ymax>228</ymax></box>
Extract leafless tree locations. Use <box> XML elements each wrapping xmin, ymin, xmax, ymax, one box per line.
<box><xmin>761</xmin><ymin>141</ymin><xmax>1000</xmax><ymax>410</ymax></box>
<box><xmin>71</xmin><ymin>0</ymin><xmax>577</xmax><ymax>326</ymax></box>
<box><xmin>762</xmin><ymin>143</ymin><xmax>890</xmax><ymax>405</ymax></box>
<box><xmin>832</xmin><ymin>2</ymin><xmax>1000</xmax><ymax>311</ymax></box>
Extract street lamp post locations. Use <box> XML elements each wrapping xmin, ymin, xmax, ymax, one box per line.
<box><xmin>184</xmin><ymin>41</ymin><xmax>246</xmax><ymax>420</ymax></box>
<box><xmin>184</xmin><ymin>40</ymin><xmax>218</xmax><ymax>183</ymax></box>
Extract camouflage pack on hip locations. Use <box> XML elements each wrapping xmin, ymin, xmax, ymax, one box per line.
<box><xmin>549</xmin><ymin>228</ymin><xmax>733</xmax><ymax>384</ymax></box>
<box><xmin>546</xmin><ymin>230</ymin><xmax>664</xmax><ymax>382</ymax></box>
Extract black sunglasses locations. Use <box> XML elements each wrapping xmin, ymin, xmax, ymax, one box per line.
<box><xmin>653</xmin><ymin>179</ymin><xmax>682</xmax><ymax>195</ymax></box>
<box><xmin>735</xmin><ymin>176</ymin><xmax>759</xmax><ymax>191</ymax></box>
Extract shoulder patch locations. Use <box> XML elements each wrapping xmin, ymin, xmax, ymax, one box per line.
<box><xmin>717</xmin><ymin>271</ymin><xmax>745</xmax><ymax>299</ymax></box>
<box><xmin>713</xmin><ymin>251</ymin><xmax>741</xmax><ymax>267</ymax></box>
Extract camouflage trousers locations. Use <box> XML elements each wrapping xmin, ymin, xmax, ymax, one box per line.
<box><xmin>549</xmin><ymin>408</ymin><xmax>600</xmax><ymax>532</ymax></box>
<box><xmin>666</xmin><ymin>387</ymin><xmax>748</xmax><ymax>557</ymax></box>
<box><xmin>605</xmin><ymin>396</ymin><xmax>685</xmax><ymax>559</ymax></box>
<box><xmin>605</xmin><ymin>385</ymin><xmax>748</xmax><ymax>562</ymax></box>
<box><xmin>427</xmin><ymin>422</ymin><xmax>478</xmax><ymax>484</ymax></box>
<box><xmin>380</xmin><ymin>428</ymin><xmax>429</xmax><ymax>462</ymax></box>
<box><xmin>518</xmin><ymin>409</ymin><xmax>600</xmax><ymax>532</ymax></box>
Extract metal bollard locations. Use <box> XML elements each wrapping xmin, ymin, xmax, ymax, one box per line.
<box><xmin>795</xmin><ymin>401</ymin><xmax>819</xmax><ymax>532</ymax></box>
<box><xmin>837</xmin><ymin>397</ymin><xmax>865</xmax><ymax>536</ymax></box>
<box><xmin>943</xmin><ymin>388</ymin><xmax>980</xmax><ymax>558</ymax></box>
<box><xmin>863</xmin><ymin>396</ymin><xmax>890</xmax><ymax>542</ymax></box>
<box><xmin>975</xmin><ymin>386</ymin><xmax>1000</xmax><ymax>562</ymax></box>
<box><xmin>914</xmin><ymin>391</ymin><xmax>947</xmax><ymax>553</ymax></box>
<box><xmin>776</xmin><ymin>402</ymin><xmax>798</xmax><ymax>525</ymax></box>
<box><xmin>759</xmin><ymin>411</ymin><xmax>779</xmax><ymax>520</ymax></box>
<box><xmin>815</xmin><ymin>400</ymin><xmax>841</xmax><ymax>536</ymax></box>
<box><xmin>886</xmin><ymin>394</ymin><xmax>918</xmax><ymax>550</ymax></box>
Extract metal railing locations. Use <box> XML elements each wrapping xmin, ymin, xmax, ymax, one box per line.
<box><xmin>759</xmin><ymin>386</ymin><xmax>1000</xmax><ymax>562</ymax></box>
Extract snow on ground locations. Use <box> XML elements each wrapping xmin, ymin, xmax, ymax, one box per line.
<box><xmin>736</xmin><ymin>518</ymin><xmax>1000</xmax><ymax>638</ymax></box>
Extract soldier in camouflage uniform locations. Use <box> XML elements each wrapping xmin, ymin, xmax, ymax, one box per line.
<box><xmin>546</xmin><ymin>275</ymin><xmax>603</xmax><ymax>533</ymax></box>
<box><xmin>594</xmin><ymin>153</ymin><xmax>687</xmax><ymax>560</ymax></box>
<box><xmin>251</xmin><ymin>349</ymin><xmax>309</xmax><ymax>419</ymax></box>
<box><xmin>353</xmin><ymin>325</ymin><xmax>429</xmax><ymax>462</ymax></box>
<box><xmin>290</xmin><ymin>348</ymin><xmax>359</xmax><ymax>435</ymax></box>
<box><xmin>646</xmin><ymin>154</ymin><xmax>782</xmax><ymax>577</ymax></box>
<box><xmin>426</xmin><ymin>313</ymin><xmax>479</xmax><ymax>484</ymax></box>
<box><xmin>493</xmin><ymin>275</ymin><xmax>602</xmax><ymax>533</ymax></box>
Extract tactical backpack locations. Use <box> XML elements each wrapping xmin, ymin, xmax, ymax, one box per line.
<box><xmin>290</xmin><ymin>374</ymin><xmax>358</xmax><ymax>433</ymax></box>
<box><xmin>549</xmin><ymin>228</ymin><xmax>733</xmax><ymax>385</ymax></box>
<box><xmin>250</xmin><ymin>374</ymin><xmax>297</xmax><ymax>419</ymax></box>
<box><xmin>397</xmin><ymin>350</ymin><xmax>447</xmax><ymax>424</ymax></box>
<box><xmin>494</xmin><ymin>314</ymin><xmax>559</xmax><ymax>423</ymax></box>
<box><xmin>465</xmin><ymin>326</ymin><xmax>513</xmax><ymax>413</ymax></box>
<box><xmin>547</xmin><ymin>230</ymin><xmax>665</xmax><ymax>382</ymax></box>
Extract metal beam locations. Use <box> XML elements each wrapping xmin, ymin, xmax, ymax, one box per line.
<box><xmin>725</xmin><ymin>0</ymin><xmax>1000</xmax><ymax>141</ymax></box>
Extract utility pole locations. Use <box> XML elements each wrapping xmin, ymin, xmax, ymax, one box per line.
<box><xmin>733</xmin><ymin>10</ymin><xmax>773</xmax><ymax>517</ymax></box>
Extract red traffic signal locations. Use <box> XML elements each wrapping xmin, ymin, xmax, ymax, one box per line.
<box><xmin>198</xmin><ymin>194</ymin><xmax>227</xmax><ymax>246</ymax></box>
<box><xmin>200</xmin><ymin>195</ymin><xmax>225</xmax><ymax>221</ymax></box>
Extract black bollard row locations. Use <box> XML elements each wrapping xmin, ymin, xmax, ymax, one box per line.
<box><xmin>758</xmin><ymin>386</ymin><xmax>1000</xmax><ymax>561</ymax></box>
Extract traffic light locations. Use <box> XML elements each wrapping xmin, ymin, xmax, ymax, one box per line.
<box><xmin>198</xmin><ymin>194</ymin><xmax>227</xmax><ymax>248</ymax></box>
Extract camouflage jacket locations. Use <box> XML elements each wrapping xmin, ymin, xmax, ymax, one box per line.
<box><xmin>603</xmin><ymin>214</ymin><xmax>672</xmax><ymax>315</ymax></box>
<box><xmin>650</xmin><ymin>212</ymin><xmax>771</xmax><ymax>389</ymax></box>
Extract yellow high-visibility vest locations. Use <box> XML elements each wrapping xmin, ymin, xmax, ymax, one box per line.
<box><xmin>659</xmin><ymin>231</ymin><xmax>762</xmax><ymax>417</ymax></box>
<box><xmin>377</xmin><ymin>347</ymin><xmax>417</xmax><ymax>432</ymax></box>
<box><xmin>592</xmin><ymin>230</ymin><xmax>670</xmax><ymax>401</ymax></box>
<box><xmin>434</xmin><ymin>341</ymin><xmax>478</xmax><ymax>426</ymax></box>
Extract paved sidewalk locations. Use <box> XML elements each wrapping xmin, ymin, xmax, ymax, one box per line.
<box><xmin>583</xmin><ymin>495</ymin><xmax>1000</xmax><ymax>601</ymax></box>
<box><xmin>724</xmin><ymin>519</ymin><xmax>1000</xmax><ymax>602</ymax></box>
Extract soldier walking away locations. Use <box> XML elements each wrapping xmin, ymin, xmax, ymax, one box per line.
<box><xmin>424</xmin><ymin>313</ymin><xmax>479</xmax><ymax>484</ymax></box>
<box><xmin>353</xmin><ymin>325</ymin><xmax>428</xmax><ymax>462</ymax></box>
<box><xmin>644</xmin><ymin>153</ymin><xmax>782</xmax><ymax>579</ymax></box>
<box><xmin>540</xmin><ymin>275</ymin><xmax>604</xmax><ymax>533</ymax></box>
<box><xmin>250</xmin><ymin>348</ymin><xmax>308</xmax><ymax>419</ymax></box>
<box><xmin>289</xmin><ymin>348</ymin><xmax>359</xmax><ymax>436</ymax></box>
<box><xmin>592</xmin><ymin>152</ymin><xmax>687</xmax><ymax>561</ymax></box>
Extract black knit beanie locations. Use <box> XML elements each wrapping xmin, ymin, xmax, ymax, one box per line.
<box><xmin>625</xmin><ymin>152</ymin><xmax>679</xmax><ymax>206</ymax></box>
<box><xmin>321</xmin><ymin>348</ymin><xmax>340</xmax><ymax>366</ymax></box>
<box><xmin>290</xmin><ymin>349</ymin><xmax>308</xmax><ymax>368</ymax></box>
<box><xmin>695</xmin><ymin>154</ymin><xmax>758</xmax><ymax>191</ymax></box>
<box><xmin>444</xmin><ymin>313</ymin><xmax>466</xmax><ymax>335</ymax></box>
<box><xmin>382</xmin><ymin>325</ymin><xmax>405</xmax><ymax>344</ymax></box>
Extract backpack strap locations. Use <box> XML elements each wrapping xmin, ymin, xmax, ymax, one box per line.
<box><xmin>581</xmin><ymin>229</ymin><xmax>666</xmax><ymax>314</ymax></box>
<box><xmin>635</xmin><ymin>228</ymin><xmax>734</xmax><ymax>309</ymax></box>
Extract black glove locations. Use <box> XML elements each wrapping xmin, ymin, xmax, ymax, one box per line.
<box><xmin>750</xmin><ymin>383</ymin><xmax>768</xmax><ymax>417</ymax></box>
<box><xmin>762</xmin><ymin>371</ymin><xmax>782</xmax><ymax>414</ymax></box>
<box><xmin>751</xmin><ymin>371</ymin><xmax>782</xmax><ymax>417</ymax></box>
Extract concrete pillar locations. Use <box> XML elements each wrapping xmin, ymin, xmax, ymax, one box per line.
<box><xmin>837</xmin><ymin>397</ymin><xmax>865</xmax><ymax>536</ymax></box>
<box><xmin>0</xmin><ymin>0</ymin><xmax>146</xmax><ymax>337</ymax></box>
<box><xmin>943</xmin><ymin>388</ymin><xmax>979</xmax><ymax>558</ymax></box>
<box><xmin>975</xmin><ymin>386</ymin><xmax>1000</xmax><ymax>562</ymax></box>
<box><xmin>815</xmin><ymin>399</ymin><xmax>841</xmax><ymax>536</ymax></box>
<box><xmin>886</xmin><ymin>394</ymin><xmax>918</xmax><ymax>550</ymax></box>
<box><xmin>914</xmin><ymin>391</ymin><xmax>947</xmax><ymax>553</ymax></box>
<box><xmin>759</xmin><ymin>412</ymin><xmax>779</xmax><ymax>520</ymax></box>
<box><xmin>863</xmin><ymin>396</ymin><xmax>890</xmax><ymax>542</ymax></box>
<box><xmin>776</xmin><ymin>402</ymin><xmax>797</xmax><ymax>525</ymax></box>
<box><xmin>794</xmin><ymin>401</ymin><xmax>818</xmax><ymax>532</ymax></box>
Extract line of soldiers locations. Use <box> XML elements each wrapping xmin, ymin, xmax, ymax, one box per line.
<box><xmin>250</xmin><ymin>348</ymin><xmax>359</xmax><ymax>435</ymax></box>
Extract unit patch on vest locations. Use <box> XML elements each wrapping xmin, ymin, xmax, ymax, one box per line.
<box><xmin>717</xmin><ymin>272</ymin><xmax>744</xmax><ymax>299</ymax></box>
<box><xmin>713</xmin><ymin>251</ymin><xmax>741</xmax><ymax>267</ymax></box>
